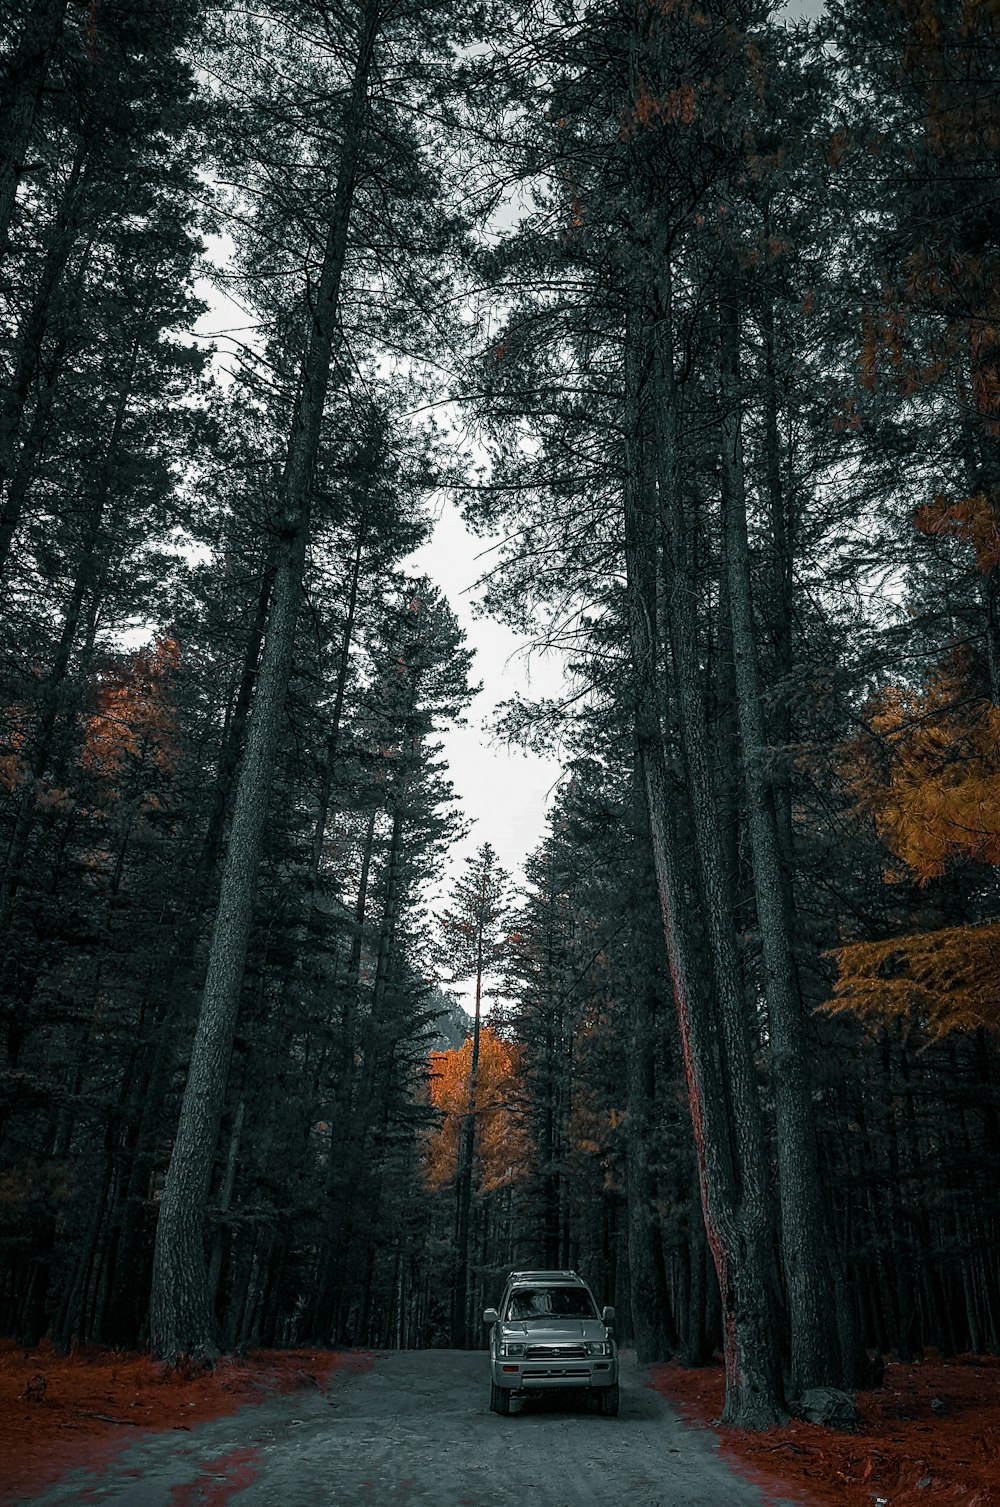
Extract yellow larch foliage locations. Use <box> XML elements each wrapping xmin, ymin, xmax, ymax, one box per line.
<box><xmin>829</xmin><ymin>659</ymin><xmax>1000</xmax><ymax>1036</ymax></box>
<box><xmin>842</xmin><ymin>663</ymin><xmax>1000</xmax><ymax>885</ymax></box>
<box><xmin>826</xmin><ymin>921</ymin><xmax>1000</xmax><ymax>1038</ymax></box>
<box><xmin>425</xmin><ymin>1027</ymin><xmax>531</xmax><ymax>1194</ymax></box>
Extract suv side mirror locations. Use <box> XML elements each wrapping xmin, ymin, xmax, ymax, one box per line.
<box><xmin>602</xmin><ymin>1306</ymin><xmax>616</xmax><ymax>1324</ymax></box>
<box><xmin>483</xmin><ymin>1307</ymin><xmax>499</xmax><ymax>1325</ymax></box>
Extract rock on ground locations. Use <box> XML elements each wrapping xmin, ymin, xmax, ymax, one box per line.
<box><xmin>791</xmin><ymin>1386</ymin><xmax>861</xmax><ymax>1431</ymax></box>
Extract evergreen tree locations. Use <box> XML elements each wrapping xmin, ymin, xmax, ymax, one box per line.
<box><xmin>435</xmin><ymin>841</ymin><xmax>515</xmax><ymax>1345</ymax></box>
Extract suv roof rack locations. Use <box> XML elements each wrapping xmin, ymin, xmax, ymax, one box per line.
<box><xmin>506</xmin><ymin>1269</ymin><xmax>579</xmax><ymax>1281</ymax></box>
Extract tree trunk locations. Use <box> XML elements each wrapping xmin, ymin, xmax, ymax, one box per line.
<box><xmin>540</xmin><ymin>853</ymin><xmax>562</xmax><ymax>1267</ymax></box>
<box><xmin>623</xmin><ymin>291</ymin><xmax>785</xmax><ymax>1427</ymax></box>
<box><xmin>452</xmin><ymin>876</ymin><xmax>485</xmax><ymax>1349</ymax></box>
<box><xmin>0</xmin><ymin>145</ymin><xmax>88</xmax><ymax>578</ymax></box>
<box><xmin>308</xmin><ymin>522</ymin><xmax>365</xmax><ymax>890</ymax></box>
<box><xmin>625</xmin><ymin>776</ymin><xmax>676</xmax><ymax>1363</ymax></box>
<box><xmin>0</xmin><ymin>0</ymin><xmax>68</xmax><ymax>256</ymax></box>
<box><xmin>683</xmin><ymin>1180</ymin><xmax>721</xmax><ymax>1366</ymax></box>
<box><xmin>302</xmin><ymin>801</ymin><xmax>378</xmax><ymax>1340</ymax></box>
<box><xmin>718</xmin><ymin>293</ymin><xmax>841</xmax><ymax>1393</ymax></box>
<box><xmin>0</xmin><ymin>324</ymin><xmax>71</xmax><ymax>578</ymax></box>
<box><xmin>332</xmin><ymin>798</ymin><xmax>409</xmax><ymax>1340</ymax></box>
<box><xmin>207</xmin><ymin>1098</ymin><xmax>246</xmax><ymax>1305</ymax></box>
<box><xmin>149</xmin><ymin>4</ymin><xmax>380</xmax><ymax>1362</ymax></box>
<box><xmin>149</xmin><ymin>520</ymin><xmax>312</xmax><ymax>1360</ymax></box>
<box><xmin>346</xmin><ymin>806</ymin><xmax>377</xmax><ymax>990</ymax></box>
<box><xmin>759</xmin><ymin>278</ymin><xmax>796</xmax><ymax>868</ymax></box>
<box><xmin>199</xmin><ymin>553</ymin><xmax>275</xmax><ymax>876</ymax></box>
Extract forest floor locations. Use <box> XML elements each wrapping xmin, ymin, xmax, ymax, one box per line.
<box><xmin>650</xmin><ymin>1353</ymin><xmax>1000</xmax><ymax>1506</ymax></box>
<box><xmin>2</xmin><ymin>1345</ymin><xmax>798</xmax><ymax>1506</ymax></box>
<box><xmin>5</xmin><ymin>1342</ymin><xmax>997</xmax><ymax>1506</ymax></box>
<box><xmin>0</xmin><ymin>1341</ymin><xmax>372</xmax><ymax>1503</ymax></box>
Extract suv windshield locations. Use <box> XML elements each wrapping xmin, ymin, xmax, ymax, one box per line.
<box><xmin>505</xmin><ymin>1286</ymin><xmax>598</xmax><ymax>1321</ymax></box>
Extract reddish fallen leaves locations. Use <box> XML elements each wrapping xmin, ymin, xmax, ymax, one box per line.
<box><xmin>0</xmin><ymin>1339</ymin><xmax>372</xmax><ymax>1504</ymax></box>
<box><xmin>650</xmin><ymin>1354</ymin><xmax>1000</xmax><ymax>1507</ymax></box>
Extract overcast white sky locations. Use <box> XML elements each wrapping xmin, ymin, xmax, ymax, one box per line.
<box><xmin>409</xmin><ymin>500</ymin><xmax>567</xmax><ymax>901</ymax></box>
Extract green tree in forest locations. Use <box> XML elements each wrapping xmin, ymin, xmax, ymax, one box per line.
<box><xmin>309</xmin><ymin>583</ymin><xmax>475</xmax><ymax>1342</ymax></box>
<box><xmin>149</xmin><ymin>0</ymin><xmax>474</xmax><ymax>1361</ymax></box>
<box><xmin>0</xmin><ymin>13</ymin><xmax>211</xmax><ymax>1351</ymax></box>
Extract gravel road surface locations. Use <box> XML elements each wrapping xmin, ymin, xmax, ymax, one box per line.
<box><xmin>25</xmin><ymin>1350</ymin><xmax>804</xmax><ymax>1506</ymax></box>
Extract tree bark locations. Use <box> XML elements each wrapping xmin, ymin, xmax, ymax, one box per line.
<box><xmin>540</xmin><ymin>853</ymin><xmax>563</xmax><ymax>1267</ymax></box>
<box><xmin>331</xmin><ymin>792</ymin><xmax>409</xmax><ymax>1340</ymax></box>
<box><xmin>0</xmin><ymin>0</ymin><xmax>68</xmax><ymax>257</ymax></box>
<box><xmin>758</xmin><ymin>278</ymin><xmax>796</xmax><ymax>868</ymax></box>
<box><xmin>308</xmin><ymin>522</ymin><xmax>365</xmax><ymax>891</ymax></box>
<box><xmin>718</xmin><ymin>293</ymin><xmax>841</xmax><ymax>1392</ymax></box>
<box><xmin>623</xmin><ymin>291</ymin><xmax>785</xmax><ymax>1428</ymax></box>
<box><xmin>0</xmin><ymin>144</ymin><xmax>88</xmax><ymax>579</ymax></box>
<box><xmin>625</xmin><ymin>769</ymin><xmax>676</xmax><ymax>1363</ymax></box>
<box><xmin>451</xmin><ymin>869</ymin><xmax>486</xmax><ymax>1348</ymax></box>
<box><xmin>199</xmin><ymin>554</ymin><xmax>275</xmax><ymax>874</ymax></box>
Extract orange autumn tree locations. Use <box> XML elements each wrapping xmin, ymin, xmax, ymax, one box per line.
<box><xmin>844</xmin><ymin>658</ymin><xmax>1000</xmax><ymax>885</ymax></box>
<box><xmin>828</xmin><ymin>655</ymin><xmax>1000</xmax><ymax>1036</ymax></box>
<box><xmin>82</xmin><ymin>636</ymin><xmax>181</xmax><ymax>796</ymax></box>
<box><xmin>425</xmin><ymin>1027</ymin><xmax>531</xmax><ymax>1194</ymax></box>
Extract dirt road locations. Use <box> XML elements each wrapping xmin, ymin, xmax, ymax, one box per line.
<box><xmin>24</xmin><ymin>1350</ymin><xmax>804</xmax><ymax>1506</ymax></box>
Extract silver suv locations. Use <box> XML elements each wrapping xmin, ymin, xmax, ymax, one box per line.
<box><xmin>483</xmin><ymin>1269</ymin><xmax>619</xmax><ymax>1416</ymax></box>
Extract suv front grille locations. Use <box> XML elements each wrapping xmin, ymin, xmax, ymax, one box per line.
<box><xmin>525</xmin><ymin>1344</ymin><xmax>587</xmax><ymax>1360</ymax></box>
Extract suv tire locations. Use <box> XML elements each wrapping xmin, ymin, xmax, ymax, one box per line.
<box><xmin>597</xmin><ymin>1382</ymin><xmax>620</xmax><ymax>1417</ymax></box>
<box><xmin>490</xmin><ymin>1382</ymin><xmax>511</xmax><ymax>1416</ymax></box>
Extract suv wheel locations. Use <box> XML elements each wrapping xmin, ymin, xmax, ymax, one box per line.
<box><xmin>597</xmin><ymin>1382</ymin><xmax>619</xmax><ymax>1417</ymax></box>
<box><xmin>490</xmin><ymin>1381</ymin><xmax>511</xmax><ymax>1415</ymax></box>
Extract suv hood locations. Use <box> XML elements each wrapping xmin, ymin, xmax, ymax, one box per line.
<box><xmin>500</xmin><ymin>1319</ymin><xmax>607</xmax><ymax>1343</ymax></box>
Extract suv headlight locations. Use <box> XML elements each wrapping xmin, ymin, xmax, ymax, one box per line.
<box><xmin>500</xmin><ymin>1342</ymin><xmax>525</xmax><ymax>1358</ymax></box>
<box><xmin>586</xmin><ymin>1341</ymin><xmax>611</xmax><ymax>1355</ymax></box>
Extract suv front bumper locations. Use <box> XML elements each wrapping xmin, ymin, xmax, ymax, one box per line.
<box><xmin>491</xmin><ymin>1357</ymin><xmax>618</xmax><ymax>1391</ymax></box>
